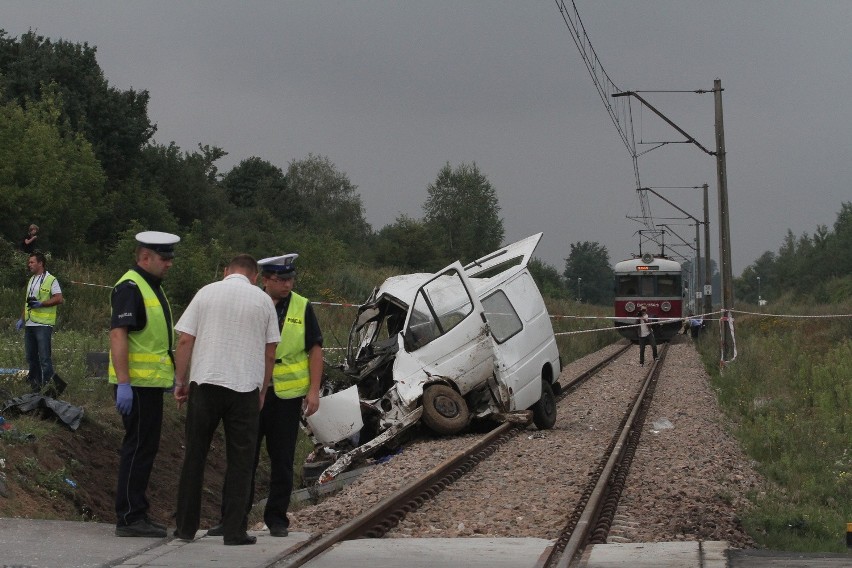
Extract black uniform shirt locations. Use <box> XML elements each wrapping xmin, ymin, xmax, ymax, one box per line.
<box><xmin>110</xmin><ymin>265</ymin><xmax>173</xmax><ymax>346</ymax></box>
<box><xmin>276</xmin><ymin>293</ymin><xmax>323</xmax><ymax>351</ymax></box>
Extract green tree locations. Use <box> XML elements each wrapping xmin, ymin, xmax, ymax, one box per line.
<box><xmin>827</xmin><ymin>202</ymin><xmax>852</xmax><ymax>284</ymax></box>
<box><xmin>283</xmin><ymin>154</ymin><xmax>370</xmax><ymax>245</ymax></box>
<box><xmin>529</xmin><ymin>258</ymin><xmax>568</xmax><ymax>300</ymax></box>
<box><xmin>423</xmin><ymin>162</ymin><xmax>504</xmax><ymax>263</ymax></box>
<box><xmin>0</xmin><ymin>90</ymin><xmax>106</xmax><ymax>256</ymax></box>
<box><xmin>0</xmin><ymin>30</ymin><xmax>155</xmax><ymax>182</ymax></box>
<box><xmin>734</xmin><ymin>252</ymin><xmax>774</xmax><ymax>304</ymax></box>
<box><xmin>373</xmin><ymin>215</ymin><xmax>443</xmax><ymax>271</ymax></box>
<box><xmin>222</xmin><ymin>156</ymin><xmax>286</xmax><ymax>208</ymax></box>
<box><xmin>562</xmin><ymin>241</ymin><xmax>613</xmax><ymax>305</ymax></box>
<box><xmin>136</xmin><ymin>143</ymin><xmax>230</xmax><ymax>228</ymax></box>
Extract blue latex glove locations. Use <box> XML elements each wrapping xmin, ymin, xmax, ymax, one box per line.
<box><xmin>15</xmin><ymin>319</ymin><xmax>24</xmax><ymax>331</ymax></box>
<box><xmin>29</xmin><ymin>301</ymin><xmax>43</xmax><ymax>308</ymax></box>
<box><xmin>115</xmin><ymin>383</ymin><xmax>134</xmax><ymax>415</ymax></box>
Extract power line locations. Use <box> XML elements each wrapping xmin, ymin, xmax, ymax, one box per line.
<box><xmin>554</xmin><ymin>1</ymin><xmax>653</xmax><ymax>229</ymax></box>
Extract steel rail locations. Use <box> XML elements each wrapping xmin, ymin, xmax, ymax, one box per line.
<box><xmin>541</xmin><ymin>342</ymin><xmax>669</xmax><ymax>568</ymax></box>
<box><xmin>275</xmin><ymin>342</ymin><xmax>632</xmax><ymax>567</ymax></box>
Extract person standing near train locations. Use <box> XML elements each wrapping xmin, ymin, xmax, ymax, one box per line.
<box><xmin>637</xmin><ymin>306</ymin><xmax>658</xmax><ymax>366</ymax></box>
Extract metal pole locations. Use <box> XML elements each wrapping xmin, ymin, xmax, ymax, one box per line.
<box><xmin>703</xmin><ymin>184</ymin><xmax>712</xmax><ymax>316</ymax></box>
<box><xmin>694</xmin><ymin>220</ymin><xmax>700</xmax><ymax>314</ymax></box>
<box><xmin>715</xmin><ymin>79</ymin><xmax>734</xmax><ymax>365</ymax></box>
<box><xmin>757</xmin><ymin>276</ymin><xmax>761</xmax><ymax>312</ymax></box>
<box><xmin>577</xmin><ymin>277</ymin><xmax>582</xmax><ymax>303</ymax></box>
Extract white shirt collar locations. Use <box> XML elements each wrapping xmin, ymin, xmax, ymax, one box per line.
<box><xmin>224</xmin><ymin>273</ymin><xmax>251</xmax><ymax>284</ymax></box>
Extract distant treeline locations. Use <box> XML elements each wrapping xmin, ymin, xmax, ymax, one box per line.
<box><xmin>734</xmin><ymin>203</ymin><xmax>852</xmax><ymax>304</ymax></box>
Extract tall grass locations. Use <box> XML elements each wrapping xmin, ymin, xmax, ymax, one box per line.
<box><xmin>547</xmin><ymin>299</ymin><xmax>621</xmax><ymax>364</ymax></box>
<box><xmin>696</xmin><ymin>300</ymin><xmax>852</xmax><ymax>552</ymax></box>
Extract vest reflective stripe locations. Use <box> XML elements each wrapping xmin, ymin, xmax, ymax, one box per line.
<box><xmin>108</xmin><ymin>270</ymin><xmax>175</xmax><ymax>388</ymax></box>
<box><xmin>272</xmin><ymin>292</ymin><xmax>310</xmax><ymax>399</ymax></box>
<box><xmin>24</xmin><ymin>274</ymin><xmax>57</xmax><ymax>325</ymax></box>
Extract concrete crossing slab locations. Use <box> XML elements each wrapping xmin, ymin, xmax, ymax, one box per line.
<box><xmin>300</xmin><ymin>537</ymin><xmax>554</xmax><ymax>568</ymax></box>
<box><xmin>579</xmin><ymin>541</ymin><xmax>728</xmax><ymax>567</ymax></box>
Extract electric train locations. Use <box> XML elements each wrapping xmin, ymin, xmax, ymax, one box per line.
<box><xmin>613</xmin><ymin>254</ymin><xmax>684</xmax><ymax>342</ymax></box>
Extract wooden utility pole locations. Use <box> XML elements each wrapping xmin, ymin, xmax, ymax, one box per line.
<box><xmin>714</xmin><ymin>79</ymin><xmax>734</xmax><ymax>365</ymax></box>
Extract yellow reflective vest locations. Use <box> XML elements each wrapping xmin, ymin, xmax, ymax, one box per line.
<box><xmin>24</xmin><ymin>273</ymin><xmax>58</xmax><ymax>325</ymax></box>
<box><xmin>108</xmin><ymin>270</ymin><xmax>175</xmax><ymax>388</ymax></box>
<box><xmin>272</xmin><ymin>292</ymin><xmax>310</xmax><ymax>399</ymax></box>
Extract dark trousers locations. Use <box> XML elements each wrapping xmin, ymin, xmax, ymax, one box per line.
<box><xmin>638</xmin><ymin>331</ymin><xmax>658</xmax><ymax>364</ymax></box>
<box><xmin>254</xmin><ymin>393</ymin><xmax>302</xmax><ymax>529</ymax></box>
<box><xmin>24</xmin><ymin>325</ymin><xmax>54</xmax><ymax>391</ymax></box>
<box><xmin>175</xmin><ymin>383</ymin><xmax>259</xmax><ymax>541</ymax></box>
<box><xmin>115</xmin><ymin>386</ymin><xmax>164</xmax><ymax>526</ymax></box>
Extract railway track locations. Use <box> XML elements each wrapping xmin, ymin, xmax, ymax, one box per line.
<box><xmin>276</xmin><ymin>340</ymin><xmax>671</xmax><ymax>567</ymax></box>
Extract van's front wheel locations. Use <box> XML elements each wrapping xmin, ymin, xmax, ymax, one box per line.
<box><xmin>532</xmin><ymin>381</ymin><xmax>557</xmax><ymax>430</ymax></box>
<box><xmin>422</xmin><ymin>384</ymin><xmax>470</xmax><ymax>435</ymax></box>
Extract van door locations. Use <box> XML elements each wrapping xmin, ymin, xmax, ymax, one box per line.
<box><xmin>397</xmin><ymin>262</ymin><xmax>495</xmax><ymax>395</ymax></box>
<box><xmin>481</xmin><ymin>272</ymin><xmax>552</xmax><ymax>411</ymax></box>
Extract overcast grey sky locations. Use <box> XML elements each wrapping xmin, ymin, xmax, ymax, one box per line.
<box><xmin>5</xmin><ymin>1</ymin><xmax>851</xmax><ymax>277</ymax></box>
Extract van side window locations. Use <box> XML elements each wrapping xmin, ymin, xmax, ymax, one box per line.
<box><xmin>481</xmin><ymin>290</ymin><xmax>522</xmax><ymax>344</ymax></box>
<box><xmin>406</xmin><ymin>269</ymin><xmax>473</xmax><ymax>350</ymax></box>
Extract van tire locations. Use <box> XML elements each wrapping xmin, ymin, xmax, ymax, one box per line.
<box><xmin>422</xmin><ymin>384</ymin><xmax>470</xmax><ymax>435</ymax></box>
<box><xmin>532</xmin><ymin>381</ymin><xmax>557</xmax><ymax>430</ymax></box>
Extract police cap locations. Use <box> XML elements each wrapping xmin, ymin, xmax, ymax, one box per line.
<box><xmin>136</xmin><ymin>231</ymin><xmax>180</xmax><ymax>259</ymax></box>
<box><xmin>258</xmin><ymin>253</ymin><xmax>298</xmax><ymax>278</ymax></box>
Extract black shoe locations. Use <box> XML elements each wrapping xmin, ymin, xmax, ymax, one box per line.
<box><xmin>224</xmin><ymin>534</ymin><xmax>257</xmax><ymax>546</ymax></box>
<box><xmin>116</xmin><ymin>519</ymin><xmax>167</xmax><ymax>538</ymax></box>
<box><xmin>44</xmin><ymin>373</ymin><xmax>68</xmax><ymax>398</ymax></box>
<box><xmin>206</xmin><ymin>523</ymin><xmax>224</xmax><ymax>536</ymax></box>
<box><xmin>145</xmin><ymin>516</ymin><xmax>167</xmax><ymax>531</ymax></box>
<box><xmin>269</xmin><ymin>526</ymin><xmax>289</xmax><ymax>537</ymax></box>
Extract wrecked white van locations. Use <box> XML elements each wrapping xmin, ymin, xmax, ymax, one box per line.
<box><xmin>305</xmin><ymin>233</ymin><xmax>562</xmax><ymax>483</ymax></box>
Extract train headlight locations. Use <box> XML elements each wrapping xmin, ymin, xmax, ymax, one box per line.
<box><xmin>625</xmin><ymin>302</ymin><xmax>636</xmax><ymax>312</ymax></box>
<box><xmin>661</xmin><ymin>301</ymin><xmax>672</xmax><ymax>312</ymax></box>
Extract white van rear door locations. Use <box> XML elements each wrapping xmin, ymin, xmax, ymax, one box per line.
<box><xmin>464</xmin><ymin>232</ymin><xmax>542</xmax><ymax>280</ymax></box>
<box><xmin>397</xmin><ymin>262</ymin><xmax>494</xmax><ymax>395</ymax></box>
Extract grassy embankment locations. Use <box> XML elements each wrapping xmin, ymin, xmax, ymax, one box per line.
<box><xmin>695</xmin><ymin>300</ymin><xmax>851</xmax><ymax>552</ymax></box>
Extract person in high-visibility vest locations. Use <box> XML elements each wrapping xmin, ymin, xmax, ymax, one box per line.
<box><xmin>205</xmin><ymin>253</ymin><xmax>323</xmax><ymax>539</ymax></box>
<box><xmin>17</xmin><ymin>251</ymin><xmax>64</xmax><ymax>393</ymax></box>
<box><xmin>108</xmin><ymin>231</ymin><xmax>180</xmax><ymax>539</ymax></box>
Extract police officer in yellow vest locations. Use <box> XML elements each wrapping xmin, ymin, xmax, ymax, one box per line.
<box><xmin>17</xmin><ymin>251</ymin><xmax>64</xmax><ymax>393</ymax></box>
<box><xmin>108</xmin><ymin>231</ymin><xmax>180</xmax><ymax>538</ymax></box>
<box><xmin>207</xmin><ymin>253</ymin><xmax>323</xmax><ymax>538</ymax></box>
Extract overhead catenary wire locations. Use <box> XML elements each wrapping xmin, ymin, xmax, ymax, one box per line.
<box><xmin>554</xmin><ymin>0</ymin><xmax>656</xmax><ymax>233</ymax></box>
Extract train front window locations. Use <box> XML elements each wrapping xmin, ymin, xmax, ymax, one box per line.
<box><xmin>657</xmin><ymin>275</ymin><xmax>681</xmax><ymax>296</ymax></box>
<box><xmin>640</xmin><ymin>276</ymin><xmax>655</xmax><ymax>296</ymax></box>
<box><xmin>616</xmin><ymin>275</ymin><xmax>639</xmax><ymax>296</ymax></box>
